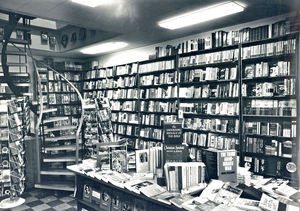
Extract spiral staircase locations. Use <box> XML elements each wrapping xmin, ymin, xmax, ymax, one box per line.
<box><xmin>1</xmin><ymin>12</ymin><xmax>85</xmax><ymax>191</ymax></box>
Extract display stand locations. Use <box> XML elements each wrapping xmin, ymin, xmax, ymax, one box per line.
<box><xmin>0</xmin><ymin>98</ymin><xmax>28</xmax><ymax>209</ymax></box>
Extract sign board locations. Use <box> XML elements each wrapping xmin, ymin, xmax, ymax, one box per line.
<box><xmin>164</xmin><ymin>122</ymin><xmax>182</xmax><ymax>145</ymax></box>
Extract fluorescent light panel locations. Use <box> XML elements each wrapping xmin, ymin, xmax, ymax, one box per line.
<box><xmin>159</xmin><ymin>1</ymin><xmax>245</xmax><ymax>30</ymax></box>
<box><xmin>71</xmin><ymin>0</ymin><xmax>108</xmax><ymax>7</ymax></box>
<box><xmin>80</xmin><ymin>42</ymin><xmax>128</xmax><ymax>54</ymax></box>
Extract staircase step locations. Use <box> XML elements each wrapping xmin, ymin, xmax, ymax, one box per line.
<box><xmin>44</xmin><ymin>144</ymin><xmax>77</xmax><ymax>151</ymax></box>
<box><xmin>34</xmin><ymin>181</ymin><xmax>74</xmax><ymax>191</ymax></box>
<box><xmin>44</xmin><ymin>135</ymin><xmax>77</xmax><ymax>142</ymax></box>
<box><xmin>40</xmin><ymin>169</ymin><xmax>75</xmax><ymax>176</ymax></box>
<box><xmin>43</xmin><ymin>117</ymin><xmax>69</xmax><ymax>124</ymax></box>
<box><xmin>40</xmin><ymin>108</ymin><xmax>57</xmax><ymax>114</ymax></box>
<box><xmin>43</xmin><ymin>155</ymin><xmax>79</xmax><ymax>163</ymax></box>
<box><xmin>44</xmin><ymin>125</ymin><xmax>77</xmax><ymax>133</ymax></box>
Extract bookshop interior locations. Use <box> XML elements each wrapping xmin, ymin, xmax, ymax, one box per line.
<box><xmin>0</xmin><ymin>0</ymin><xmax>300</xmax><ymax>210</ymax></box>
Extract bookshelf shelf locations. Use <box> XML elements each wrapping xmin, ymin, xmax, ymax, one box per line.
<box><xmin>183</xmin><ymin>128</ymin><xmax>239</xmax><ymax>136</ymax></box>
<box><xmin>179</xmin><ymin>97</ymin><xmax>239</xmax><ymax>101</ymax></box>
<box><xmin>242</xmin><ymin>75</ymin><xmax>296</xmax><ymax>82</ymax></box>
<box><xmin>111</xmin><ymin>110</ymin><xmax>137</xmax><ymax>114</ymax></box>
<box><xmin>179</xmin><ymin>44</ymin><xmax>239</xmax><ymax>57</ymax></box>
<box><xmin>139</xmin><ymin>83</ymin><xmax>176</xmax><ymax>88</ymax></box>
<box><xmin>243</xmin><ymin>114</ymin><xmax>297</xmax><ymax>120</ymax></box>
<box><xmin>111</xmin><ymin>121</ymin><xmax>139</xmax><ymax>126</ymax></box>
<box><xmin>241</xmin><ymin>53</ymin><xmax>295</xmax><ymax>63</ymax></box>
<box><xmin>241</xmin><ymin>32</ymin><xmax>298</xmax><ymax>47</ymax></box>
<box><xmin>106</xmin><ymin>73</ymin><xmax>137</xmax><ymax>79</ymax></box>
<box><xmin>179</xmin><ymin>79</ymin><xmax>238</xmax><ymax>86</ymax></box>
<box><xmin>244</xmin><ymin>133</ymin><xmax>295</xmax><ymax>140</ymax></box>
<box><xmin>179</xmin><ymin>60</ymin><xmax>238</xmax><ymax>70</ymax></box>
<box><xmin>138</xmin><ymin>68</ymin><xmax>176</xmax><ymax>76</ymax></box>
<box><xmin>140</xmin><ymin>124</ymin><xmax>163</xmax><ymax>129</ymax></box>
<box><xmin>183</xmin><ymin>113</ymin><xmax>239</xmax><ymax>119</ymax></box>
<box><xmin>140</xmin><ymin>55</ymin><xmax>176</xmax><ymax>63</ymax></box>
<box><xmin>115</xmin><ymin>133</ymin><xmax>138</xmax><ymax>139</ymax></box>
<box><xmin>244</xmin><ymin>152</ymin><xmax>292</xmax><ymax>160</ymax></box>
<box><xmin>140</xmin><ymin>111</ymin><xmax>177</xmax><ymax>115</ymax></box>
<box><xmin>140</xmin><ymin>98</ymin><xmax>178</xmax><ymax>101</ymax></box>
<box><xmin>242</xmin><ymin>95</ymin><xmax>296</xmax><ymax>99</ymax></box>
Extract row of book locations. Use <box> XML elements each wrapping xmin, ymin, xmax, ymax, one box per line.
<box><xmin>164</xmin><ymin>162</ymin><xmax>206</xmax><ymax>192</ymax></box>
<box><xmin>243</xmin><ymin>61</ymin><xmax>292</xmax><ymax>79</ymax></box>
<box><xmin>184</xmin><ymin>118</ymin><xmax>239</xmax><ymax>134</ymax></box>
<box><xmin>83</xmin><ymin>76</ymin><xmax>137</xmax><ymax>90</ymax></box>
<box><xmin>178</xmin><ymin>49</ymin><xmax>239</xmax><ymax>67</ymax></box>
<box><xmin>242</xmin><ymin>39</ymin><xmax>296</xmax><ymax>59</ymax></box>
<box><xmin>243</xmin><ymin>99</ymin><xmax>296</xmax><ymax>116</ymax></box>
<box><xmin>244</xmin><ymin>121</ymin><xmax>296</xmax><ymax>137</ymax></box>
<box><xmin>183</xmin><ymin>131</ymin><xmax>238</xmax><ymax>150</ymax></box>
<box><xmin>154</xmin><ymin>45</ymin><xmax>176</xmax><ymax>58</ymax></box>
<box><xmin>140</xmin><ymin>86</ymin><xmax>178</xmax><ymax>99</ymax></box>
<box><xmin>48</xmin><ymin>81</ymin><xmax>79</xmax><ymax>92</ymax></box>
<box><xmin>140</xmin><ymin>127</ymin><xmax>163</xmax><ymax>141</ymax></box>
<box><xmin>242</xmin><ymin>80</ymin><xmax>296</xmax><ymax>97</ymax></box>
<box><xmin>106</xmin><ymin>88</ymin><xmax>138</xmax><ymax>99</ymax></box>
<box><xmin>112</xmin><ymin>124</ymin><xmax>138</xmax><ymax>137</ymax></box>
<box><xmin>111</xmin><ymin>112</ymin><xmax>139</xmax><ymax>124</ymax></box>
<box><xmin>140</xmin><ymin>101</ymin><xmax>177</xmax><ymax>113</ymax></box>
<box><xmin>239</xmin><ymin>25</ymin><xmax>269</xmax><ymax>43</ymax></box>
<box><xmin>85</xmin><ymin>64</ymin><xmax>138</xmax><ymax>79</ymax></box>
<box><xmin>49</xmin><ymin>105</ymin><xmax>81</xmax><ymax>116</ymax></box>
<box><xmin>141</xmin><ymin>114</ymin><xmax>177</xmax><ymax>127</ymax></box>
<box><xmin>48</xmin><ymin>93</ymin><xmax>79</xmax><ymax>104</ymax></box>
<box><xmin>179</xmin><ymin>83</ymin><xmax>239</xmax><ymax>98</ymax></box>
<box><xmin>138</xmin><ymin>60</ymin><xmax>174</xmax><ymax>74</ymax></box>
<box><xmin>244</xmin><ymin>137</ymin><xmax>292</xmax><ymax>158</ymax></box>
<box><xmin>180</xmin><ymin>102</ymin><xmax>239</xmax><ymax>116</ymax></box>
<box><xmin>179</xmin><ymin>66</ymin><xmax>238</xmax><ymax>83</ymax></box>
<box><xmin>111</xmin><ymin>100</ymin><xmax>138</xmax><ymax>112</ymax></box>
<box><xmin>140</xmin><ymin>72</ymin><xmax>177</xmax><ymax>86</ymax></box>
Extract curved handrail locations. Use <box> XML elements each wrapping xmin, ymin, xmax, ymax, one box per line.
<box><xmin>34</xmin><ymin>60</ymin><xmax>85</xmax><ymax>164</ymax></box>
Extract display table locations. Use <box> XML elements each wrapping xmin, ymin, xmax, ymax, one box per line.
<box><xmin>68</xmin><ymin>168</ymin><xmax>182</xmax><ymax>211</ymax></box>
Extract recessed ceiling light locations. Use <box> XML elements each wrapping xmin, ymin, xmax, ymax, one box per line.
<box><xmin>158</xmin><ymin>1</ymin><xmax>245</xmax><ymax>30</ymax></box>
<box><xmin>71</xmin><ymin>0</ymin><xmax>109</xmax><ymax>7</ymax></box>
<box><xmin>80</xmin><ymin>42</ymin><xmax>128</xmax><ymax>54</ymax></box>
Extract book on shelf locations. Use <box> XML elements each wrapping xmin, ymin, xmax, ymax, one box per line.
<box><xmin>178</xmin><ymin>48</ymin><xmax>239</xmax><ymax>67</ymax></box>
<box><xmin>138</xmin><ymin>60</ymin><xmax>174</xmax><ymax>74</ymax></box>
<box><xmin>100</xmin><ymin>186</ymin><xmax>112</xmax><ymax>211</ymax></box>
<box><xmin>242</xmin><ymin>38</ymin><xmax>296</xmax><ymax>59</ymax></box>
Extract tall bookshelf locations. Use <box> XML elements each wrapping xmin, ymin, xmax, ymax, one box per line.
<box><xmin>177</xmin><ymin>44</ymin><xmax>240</xmax><ymax>160</ymax></box>
<box><xmin>240</xmin><ymin>32</ymin><xmax>298</xmax><ymax>184</ymax></box>
<box><xmin>82</xmin><ymin>21</ymin><xmax>299</xmax><ymax>184</ymax></box>
<box><xmin>138</xmin><ymin>55</ymin><xmax>178</xmax><ymax>146</ymax></box>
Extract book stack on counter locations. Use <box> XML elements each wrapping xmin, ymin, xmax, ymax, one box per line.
<box><xmin>68</xmin><ymin>161</ymin><xmax>300</xmax><ymax>211</ymax></box>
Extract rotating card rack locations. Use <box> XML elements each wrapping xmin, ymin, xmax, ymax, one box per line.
<box><xmin>0</xmin><ymin>97</ymin><xmax>29</xmax><ymax>209</ymax></box>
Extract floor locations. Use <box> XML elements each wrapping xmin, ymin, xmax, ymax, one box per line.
<box><xmin>8</xmin><ymin>189</ymin><xmax>77</xmax><ymax>211</ymax></box>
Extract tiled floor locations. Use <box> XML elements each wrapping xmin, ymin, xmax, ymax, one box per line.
<box><xmin>8</xmin><ymin>189</ymin><xmax>77</xmax><ymax>211</ymax></box>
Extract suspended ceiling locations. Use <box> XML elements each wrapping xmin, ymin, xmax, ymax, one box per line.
<box><xmin>0</xmin><ymin>0</ymin><xmax>299</xmax><ymax>58</ymax></box>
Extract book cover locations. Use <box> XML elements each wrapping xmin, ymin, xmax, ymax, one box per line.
<box><xmin>213</xmin><ymin>183</ymin><xmax>242</xmax><ymax>205</ymax></box>
<box><xmin>121</xmin><ymin>194</ymin><xmax>134</xmax><ymax>211</ymax></box>
<box><xmin>135</xmin><ymin>149</ymin><xmax>149</xmax><ymax>173</ymax></box>
<box><xmin>100</xmin><ymin>186</ymin><xmax>112</xmax><ymax>211</ymax></box>
<box><xmin>111</xmin><ymin>189</ymin><xmax>122</xmax><ymax>211</ymax></box>
<box><xmin>139</xmin><ymin>183</ymin><xmax>166</xmax><ymax>197</ymax></box>
<box><xmin>91</xmin><ymin>187</ymin><xmax>101</xmax><ymax>205</ymax></box>
<box><xmin>82</xmin><ymin>184</ymin><xmax>92</xmax><ymax>202</ymax></box>
<box><xmin>163</xmin><ymin>122</ymin><xmax>182</xmax><ymax>145</ymax></box>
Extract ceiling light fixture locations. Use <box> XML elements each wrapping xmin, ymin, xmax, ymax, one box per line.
<box><xmin>158</xmin><ymin>1</ymin><xmax>245</xmax><ymax>30</ymax></box>
<box><xmin>80</xmin><ymin>42</ymin><xmax>128</xmax><ymax>54</ymax></box>
<box><xmin>71</xmin><ymin>0</ymin><xmax>109</xmax><ymax>7</ymax></box>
